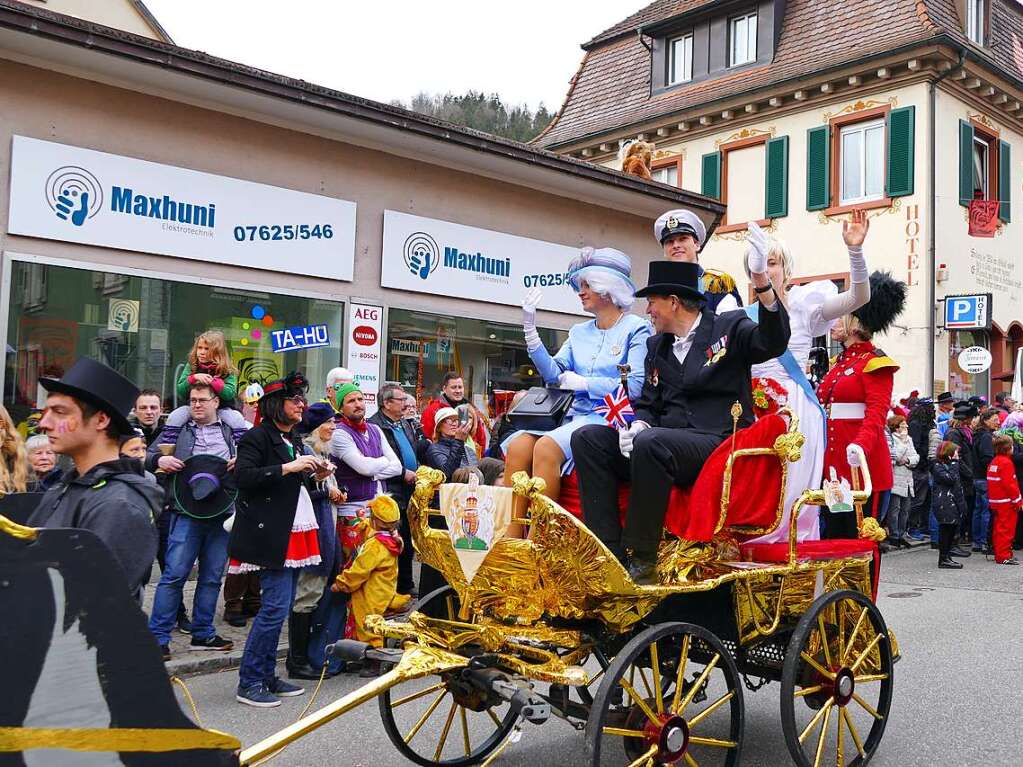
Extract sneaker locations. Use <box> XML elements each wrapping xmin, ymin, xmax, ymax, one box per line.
<box><xmin>997</xmin><ymin>558</ymin><xmax>1020</xmax><ymax>566</ymax></box>
<box><xmin>236</xmin><ymin>684</ymin><xmax>281</xmax><ymax>708</ymax></box>
<box><xmin>160</xmin><ymin>644</ymin><xmax>171</xmax><ymax>662</ymax></box>
<box><xmin>177</xmin><ymin>612</ymin><xmax>192</xmax><ymax>634</ymax></box>
<box><xmin>190</xmin><ymin>635</ymin><xmax>234</xmax><ymax>651</ymax></box>
<box><xmin>268</xmin><ymin>677</ymin><xmax>305</xmax><ymax>697</ymax></box>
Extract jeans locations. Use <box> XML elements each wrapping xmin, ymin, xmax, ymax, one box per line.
<box><xmin>238</xmin><ymin>568</ymin><xmax>298</xmax><ymax>691</ymax></box>
<box><xmin>148</xmin><ymin>513</ymin><xmax>229</xmax><ymax>645</ymax></box>
<box><xmin>888</xmin><ymin>494</ymin><xmax>912</xmax><ymax>540</ymax></box>
<box><xmin>972</xmin><ymin>479</ymin><xmax>991</xmax><ymax>549</ymax></box>
<box><xmin>308</xmin><ymin>589</ymin><xmax>348</xmax><ymax>674</ymax></box>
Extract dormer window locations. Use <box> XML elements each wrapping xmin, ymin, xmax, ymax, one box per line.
<box><xmin>729</xmin><ymin>11</ymin><xmax>758</xmax><ymax>67</ymax></box>
<box><xmin>967</xmin><ymin>0</ymin><xmax>985</xmax><ymax>45</ymax></box>
<box><xmin>668</xmin><ymin>33</ymin><xmax>694</xmax><ymax>84</ymax></box>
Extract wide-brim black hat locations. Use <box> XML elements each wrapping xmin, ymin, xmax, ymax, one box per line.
<box><xmin>171</xmin><ymin>454</ymin><xmax>237</xmax><ymax>519</ymax></box>
<box><xmin>634</xmin><ymin>261</ymin><xmax>706</xmax><ymax>303</ymax></box>
<box><xmin>39</xmin><ymin>358</ymin><xmax>138</xmax><ymax>435</ymax></box>
<box><xmin>953</xmin><ymin>403</ymin><xmax>978</xmax><ymax>420</ymax></box>
<box><xmin>936</xmin><ymin>392</ymin><xmax>954</xmax><ymax>404</ymax></box>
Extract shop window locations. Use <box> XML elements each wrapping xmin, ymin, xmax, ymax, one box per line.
<box><xmin>949</xmin><ymin>329</ymin><xmax>990</xmax><ymax>398</ymax></box>
<box><xmin>668</xmin><ymin>33</ymin><xmax>693</xmax><ymax>85</ymax></box>
<box><xmin>958</xmin><ymin>119</ymin><xmax>1010</xmax><ymax>222</ymax></box>
<box><xmin>3</xmin><ymin>260</ymin><xmax>345</xmax><ymax>426</ymax></box>
<box><xmin>651</xmin><ymin>156</ymin><xmax>682</xmax><ymax>187</ymax></box>
<box><xmin>703</xmin><ymin>134</ymin><xmax>789</xmax><ymax>233</ymax></box>
<box><xmin>385</xmin><ymin>308</ymin><xmax>566</xmax><ymax>422</ymax></box>
<box><xmin>729</xmin><ymin>11</ymin><xmax>758</xmax><ymax>67</ymax></box>
<box><xmin>806</xmin><ymin>106</ymin><xmax>915</xmax><ymax>215</ymax></box>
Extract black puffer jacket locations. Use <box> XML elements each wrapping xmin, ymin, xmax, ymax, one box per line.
<box><xmin>945</xmin><ymin>426</ymin><xmax>976</xmax><ymax>493</ymax></box>
<box><xmin>931</xmin><ymin>460</ymin><xmax>966</xmax><ymax>524</ymax></box>
<box><xmin>425</xmin><ymin>437</ymin><xmax>476</xmax><ymax>480</ymax></box>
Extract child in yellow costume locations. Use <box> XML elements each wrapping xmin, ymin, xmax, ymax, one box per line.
<box><xmin>331</xmin><ymin>495</ymin><xmax>412</xmax><ymax>673</ymax></box>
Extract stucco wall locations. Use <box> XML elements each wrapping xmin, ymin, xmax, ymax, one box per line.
<box><xmin>602</xmin><ymin>83</ymin><xmax>934</xmax><ymax>396</ymax></box>
<box><xmin>18</xmin><ymin>0</ymin><xmax>163</xmax><ymax>39</ymax></box>
<box><xmin>0</xmin><ymin>58</ymin><xmax>663</xmax><ymax>333</ymax></box>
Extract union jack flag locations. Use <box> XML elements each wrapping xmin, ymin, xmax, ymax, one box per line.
<box><xmin>595</xmin><ymin>385</ymin><xmax>634</xmax><ymax>429</ymax></box>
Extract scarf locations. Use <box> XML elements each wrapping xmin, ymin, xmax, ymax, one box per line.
<box><xmin>340</xmin><ymin>415</ymin><xmax>368</xmax><ymax>433</ymax></box>
<box><xmin>443</xmin><ymin>394</ymin><xmax>467</xmax><ymax>408</ymax></box>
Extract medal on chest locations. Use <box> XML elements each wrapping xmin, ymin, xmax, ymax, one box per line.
<box><xmin>704</xmin><ymin>334</ymin><xmax>728</xmax><ymax>367</ymax></box>
<box><xmin>611</xmin><ymin>344</ymin><xmax>622</xmax><ymax>356</ymax></box>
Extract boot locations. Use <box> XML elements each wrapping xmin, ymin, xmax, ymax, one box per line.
<box><xmin>938</xmin><ymin>557</ymin><xmax>963</xmax><ymax>569</ymax></box>
<box><xmin>286</xmin><ymin>612</ymin><xmax>322</xmax><ymax>680</ymax></box>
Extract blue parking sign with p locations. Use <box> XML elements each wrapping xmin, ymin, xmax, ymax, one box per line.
<box><xmin>944</xmin><ymin>294</ymin><xmax>989</xmax><ymax>329</ymax></box>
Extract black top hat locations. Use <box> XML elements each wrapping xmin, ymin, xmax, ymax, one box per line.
<box><xmin>936</xmin><ymin>391</ymin><xmax>954</xmax><ymax>404</ymax></box>
<box><xmin>171</xmin><ymin>454</ymin><xmax>237</xmax><ymax>520</ymax></box>
<box><xmin>634</xmin><ymin>261</ymin><xmax>706</xmax><ymax>303</ymax></box>
<box><xmin>39</xmin><ymin>358</ymin><xmax>139</xmax><ymax>435</ymax></box>
<box><xmin>953</xmin><ymin>402</ymin><xmax>978</xmax><ymax>420</ymax></box>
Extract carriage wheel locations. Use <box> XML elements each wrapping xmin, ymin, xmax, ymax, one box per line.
<box><xmin>586</xmin><ymin>622</ymin><xmax>744</xmax><ymax>767</ymax></box>
<box><xmin>780</xmin><ymin>589</ymin><xmax>894</xmax><ymax>767</ymax></box>
<box><xmin>378</xmin><ymin>585</ymin><xmax>518</xmax><ymax>766</ymax></box>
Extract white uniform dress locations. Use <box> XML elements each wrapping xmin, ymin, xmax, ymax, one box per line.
<box><xmin>747</xmin><ymin>280</ymin><xmax>838</xmax><ymax>544</ymax></box>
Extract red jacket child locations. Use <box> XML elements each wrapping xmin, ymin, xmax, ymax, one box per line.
<box><xmin>986</xmin><ymin>438</ymin><xmax>1021</xmax><ymax>565</ymax></box>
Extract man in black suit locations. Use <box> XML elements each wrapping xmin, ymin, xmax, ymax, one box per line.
<box><xmin>571</xmin><ymin>259</ymin><xmax>790</xmax><ymax>584</ymax></box>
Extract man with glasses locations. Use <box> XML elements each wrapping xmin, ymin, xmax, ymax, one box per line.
<box><xmin>368</xmin><ymin>383</ymin><xmax>423</xmax><ymax>595</ymax></box>
<box><xmin>146</xmin><ymin>383</ymin><xmax>249</xmax><ymax>660</ymax></box>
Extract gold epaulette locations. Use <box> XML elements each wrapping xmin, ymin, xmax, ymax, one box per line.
<box><xmin>702</xmin><ymin>269</ymin><xmax>736</xmax><ymax>295</ymax></box>
<box><xmin>864</xmin><ymin>355</ymin><xmax>899</xmax><ymax>374</ymax></box>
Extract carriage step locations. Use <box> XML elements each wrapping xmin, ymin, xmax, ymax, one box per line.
<box><xmin>327</xmin><ymin>639</ymin><xmax>404</xmax><ymax>665</ymax></box>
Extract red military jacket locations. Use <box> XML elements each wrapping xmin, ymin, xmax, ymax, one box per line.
<box><xmin>817</xmin><ymin>341</ymin><xmax>898</xmax><ymax>492</ymax></box>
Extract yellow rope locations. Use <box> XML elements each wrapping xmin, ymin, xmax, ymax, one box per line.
<box><xmin>170</xmin><ymin>676</ymin><xmax>205</xmax><ymax>730</ymax></box>
<box><xmin>247</xmin><ymin>663</ymin><xmax>331</xmax><ymax>766</ymax></box>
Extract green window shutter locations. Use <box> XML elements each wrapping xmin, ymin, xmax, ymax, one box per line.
<box><xmin>701</xmin><ymin>151</ymin><xmax>722</xmax><ymax>199</ymax></box>
<box><xmin>959</xmin><ymin>120</ymin><xmax>975</xmax><ymax>206</ymax></box>
<box><xmin>764</xmin><ymin>135</ymin><xmax>790</xmax><ymax>218</ymax></box>
<box><xmin>885</xmin><ymin>106</ymin><xmax>915</xmax><ymax>198</ymax></box>
<box><xmin>999</xmin><ymin>140</ymin><xmax>1011</xmax><ymax>223</ymax></box>
<box><xmin>806</xmin><ymin>125</ymin><xmax>831</xmax><ymax>210</ymax></box>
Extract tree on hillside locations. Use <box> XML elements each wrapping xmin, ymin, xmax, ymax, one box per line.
<box><xmin>392</xmin><ymin>91</ymin><xmax>553</xmax><ymax>143</ymax></box>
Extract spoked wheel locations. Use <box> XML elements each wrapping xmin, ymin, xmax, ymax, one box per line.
<box><xmin>586</xmin><ymin>622</ymin><xmax>744</xmax><ymax>767</ymax></box>
<box><xmin>378</xmin><ymin>585</ymin><xmax>518</xmax><ymax>766</ymax></box>
<box><xmin>781</xmin><ymin>589</ymin><xmax>894</xmax><ymax>767</ymax></box>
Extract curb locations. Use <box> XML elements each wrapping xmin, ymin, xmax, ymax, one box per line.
<box><xmin>168</xmin><ymin>645</ymin><xmax>288</xmax><ymax>677</ymax></box>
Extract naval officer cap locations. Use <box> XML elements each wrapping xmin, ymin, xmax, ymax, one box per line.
<box><xmin>654</xmin><ymin>209</ymin><xmax>706</xmax><ymax>247</ymax></box>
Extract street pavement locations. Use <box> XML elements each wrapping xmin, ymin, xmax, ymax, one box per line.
<box><xmin>172</xmin><ymin>546</ymin><xmax>1023</xmax><ymax>766</ymax></box>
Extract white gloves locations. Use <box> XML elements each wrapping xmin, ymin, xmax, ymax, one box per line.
<box><xmin>847</xmin><ymin>443</ymin><xmax>864</xmax><ymax>468</ymax></box>
<box><xmin>522</xmin><ymin>288</ymin><xmax>542</xmax><ymax>352</ymax></box>
<box><xmin>745</xmin><ymin>221</ymin><xmax>769</xmax><ymax>275</ymax></box>
<box><xmin>557</xmin><ymin>371</ymin><xmax>588</xmax><ymax>392</ymax></box>
<box><xmin>619</xmin><ymin>421</ymin><xmax>649</xmax><ymax>458</ymax></box>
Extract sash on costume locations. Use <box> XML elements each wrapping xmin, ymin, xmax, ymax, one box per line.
<box><xmin>745</xmin><ymin>303</ymin><xmax>827</xmax><ymax>448</ymax></box>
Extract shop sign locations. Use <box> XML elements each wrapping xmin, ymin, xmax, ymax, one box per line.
<box><xmin>270</xmin><ymin>323</ymin><xmax>330</xmax><ymax>353</ymax></box>
<box><xmin>957</xmin><ymin>346</ymin><xmax>992</xmax><ymax>374</ymax></box>
<box><xmin>8</xmin><ymin>136</ymin><xmax>357</xmax><ymax>281</ymax></box>
<box><xmin>943</xmin><ymin>294</ymin><xmax>991</xmax><ymax>330</ymax></box>
<box><xmin>347</xmin><ymin>302</ymin><xmax>383</xmax><ymax>415</ymax></box>
<box><xmin>390</xmin><ymin>338</ymin><xmax>432</xmax><ymax>357</ymax></box>
<box><xmin>381</xmin><ymin>210</ymin><xmax>586</xmax><ymax>316</ymax></box>
<box><xmin>107</xmin><ymin>299</ymin><xmax>140</xmax><ymax>333</ymax></box>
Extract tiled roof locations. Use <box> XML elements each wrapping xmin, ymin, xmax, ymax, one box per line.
<box><xmin>585</xmin><ymin>0</ymin><xmax>719</xmax><ymax>48</ymax></box>
<box><xmin>538</xmin><ymin>0</ymin><xmax>1023</xmax><ymax>149</ymax></box>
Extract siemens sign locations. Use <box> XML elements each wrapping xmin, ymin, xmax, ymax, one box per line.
<box><xmin>383</xmin><ymin>210</ymin><xmax>586</xmax><ymax>316</ymax></box>
<box><xmin>8</xmin><ymin>135</ymin><xmax>357</xmax><ymax>281</ymax></box>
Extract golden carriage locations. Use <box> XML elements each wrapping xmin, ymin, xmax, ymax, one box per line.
<box><xmin>236</xmin><ymin>409</ymin><xmax>898</xmax><ymax>767</ymax></box>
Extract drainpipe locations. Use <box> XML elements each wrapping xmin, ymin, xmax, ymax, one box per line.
<box><xmin>929</xmin><ymin>49</ymin><xmax>966</xmax><ymax>396</ymax></box>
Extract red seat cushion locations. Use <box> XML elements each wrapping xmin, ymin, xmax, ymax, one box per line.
<box><xmin>740</xmin><ymin>539</ymin><xmax>880</xmax><ymax>599</ymax></box>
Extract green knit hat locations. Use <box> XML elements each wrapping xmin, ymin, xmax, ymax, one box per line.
<box><xmin>334</xmin><ymin>382</ymin><xmax>361</xmax><ymax>410</ymax></box>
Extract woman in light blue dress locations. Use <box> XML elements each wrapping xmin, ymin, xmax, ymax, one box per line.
<box><xmin>505</xmin><ymin>247</ymin><xmax>650</xmax><ymax>503</ymax></box>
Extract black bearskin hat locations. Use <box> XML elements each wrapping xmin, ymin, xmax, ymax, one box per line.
<box><xmin>852</xmin><ymin>270</ymin><xmax>907</xmax><ymax>336</ymax></box>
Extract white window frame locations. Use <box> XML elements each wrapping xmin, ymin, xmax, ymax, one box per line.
<box><xmin>668</xmin><ymin>33</ymin><xmax>694</xmax><ymax>85</ymax></box>
<box><xmin>973</xmin><ymin>134</ymin><xmax>990</xmax><ymax>199</ymax></box>
<box><xmin>729</xmin><ymin>12</ymin><xmax>758</xmax><ymax>67</ymax></box>
<box><xmin>838</xmin><ymin>118</ymin><xmax>886</xmax><ymax>205</ymax></box>
<box><xmin>967</xmin><ymin>0</ymin><xmax>985</xmax><ymax>45</ymax></box>
<box><xmin>651</xmin><ymin>163</ymin><xmax>680</xmax><ymax>187</ymax></box>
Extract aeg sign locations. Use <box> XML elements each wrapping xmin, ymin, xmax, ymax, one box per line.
<box><xmin>346</xmin><ymin>302</ymin><xmax>383</xmax><ymax>416</ymax></box>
